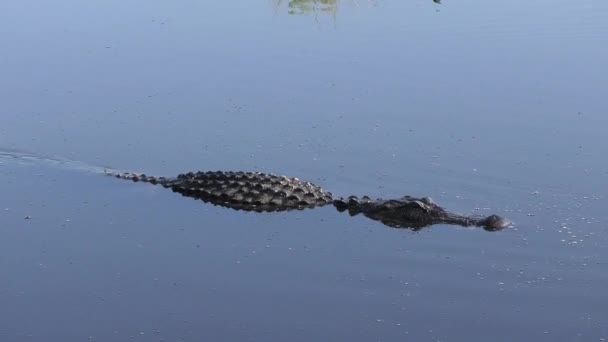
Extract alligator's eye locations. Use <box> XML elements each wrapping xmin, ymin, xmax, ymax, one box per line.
<box><xmin>410</xmin><ymin>200</ymin><xmax>427</xmax><ymax>209</ymax></box>
<box><xmin>421</xmin><ymin>197</ymin><xmax>434</xmax><ymax>205</ymax></box>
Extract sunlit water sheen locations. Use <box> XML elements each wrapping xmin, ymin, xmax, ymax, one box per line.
<box><xmin>1</xmin><ymin>0</ymin><xmax>607</xmax><ymax>341</ymax></box>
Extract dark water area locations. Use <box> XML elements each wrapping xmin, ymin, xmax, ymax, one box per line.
<box><xmin>1</xmin><ymin>0</ymin><xmax>607</xmax><ymax>341</ymax></box>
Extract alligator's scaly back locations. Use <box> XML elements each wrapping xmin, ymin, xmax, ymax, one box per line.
<box><xmin>111</xmin><ymin>171</ymin><xmax>334</xmax><ymax>212</ymax></box>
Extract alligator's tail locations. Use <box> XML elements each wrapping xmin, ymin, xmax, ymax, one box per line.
<box><xmin>106</xmin><ymin>171</ymin><xmax>179</xmax><ymax>188</ymax></box>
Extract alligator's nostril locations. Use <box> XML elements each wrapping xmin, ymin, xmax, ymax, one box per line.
<box><xmin>481</xmin><ymin>215</ymin><xmax>511</xmax><ymax>231</ymax></box>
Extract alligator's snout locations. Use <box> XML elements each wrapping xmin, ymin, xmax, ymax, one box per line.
<box><xmin>478</xmin><ymin>215</ymin><xmax>511</xmax><ymax>231</ymax></box>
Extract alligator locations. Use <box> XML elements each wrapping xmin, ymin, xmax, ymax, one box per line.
<box><xmin>110</xmin><ymin>170</ymin><xmax>510</xmax><ymax>231</ymax></box>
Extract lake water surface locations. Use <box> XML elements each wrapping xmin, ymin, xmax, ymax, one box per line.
<box><xmin>1</xmin><ymin>0</ymin><xmax>607</xmax><ymax>341</ymax></box>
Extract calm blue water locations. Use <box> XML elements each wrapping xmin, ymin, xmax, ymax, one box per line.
<box><xmin>1</xmin><ymin>0</ymin><xmax>607</xmax><ymax>341</ymax></box>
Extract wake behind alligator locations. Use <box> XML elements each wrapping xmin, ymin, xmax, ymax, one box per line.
<box><xmin>110</xmin><ymin>170</ymin><xmax>511</xmax><ymax>231</ymax></box>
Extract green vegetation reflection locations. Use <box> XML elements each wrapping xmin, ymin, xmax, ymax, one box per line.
<box><xmin>273</xmin><ymin>0</ymin><xmax>440</xmax><ymax>17</ymax></box>
<box><xmin>275</xmin><ymin>0</ymin><xmax>340</xmax><ymax>16</ymax></box>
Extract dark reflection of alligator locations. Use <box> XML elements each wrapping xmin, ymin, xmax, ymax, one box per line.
<box><xmin>110</xmin><ymin>170</ymin><xmax>510</xmax><ymax>232</ymax></box>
